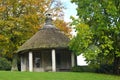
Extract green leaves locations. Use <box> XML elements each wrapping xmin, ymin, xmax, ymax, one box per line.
<box><xmin>69</xmin><ymin>23</ymin><xmax>93</xmax><ymax>55</ymax></box>
<box><xmin>83</xmin><ymin>45</ymin><xmax>101</xmax><ymax>61</ymax></box>
<box><xmin>70</xmin><ymin>0</ymin><xmax>120</xmax><ymax>72</ymax></box>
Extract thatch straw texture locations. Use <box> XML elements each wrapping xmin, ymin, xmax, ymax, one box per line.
<box><xmin>17</xmin><ymin>28</ymin><xmax>70</xmax><ymax>53</ymax></box>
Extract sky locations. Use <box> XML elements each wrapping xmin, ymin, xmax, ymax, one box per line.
<box><xmin>60</xmin><ymin>0</ymin><xmax>87</xmax><ymax>66</ymax></box>
<box><xmin>62</xmin><ymin>0</ymin><xmax>78</xmax><ymax>22</ymax></box>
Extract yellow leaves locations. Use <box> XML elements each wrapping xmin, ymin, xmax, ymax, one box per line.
<box><xmin>53</xmin><ymin>19</ymin><xmax>72</xmax><ymax>37</ymax></box>
<box><xmin>20</xmin><ymin>0</ymin><xmax>28</xmax><ymax>5</ymax></box>
<box><xmin>76</xmin><ymin>23</ymin><xmax>92</xmax><ymax>38</ymax></box>
<box><xmin>20</xmin><ymin>0</ymin><xmax>37</xmax><ymax>5</ymax></box>
<box><xmin>77</xmin><ymin>23</ymin><xmax>89</xmax><ymax>30</ymax></box>
<box><xmin>22</xmin><ymin>14</ymin><xmax>42</xmax><ymax>34</ymax></box>
<box><xmin>0</xmin><ymin>34</ymin><xmax>4</xmax><ymax>39</ymax></box>
<box><xmin>21</xmin><ymin>0</ymin><xmax>44</xmax><ymax>5</ymax></box>
<box><xmin>40</xmin><ymin>7</ymin><xmax>45</xmax><ymax>13</ymax></box>
<box><xmin>24</xmin><ymin>14</ymin><xmax>39</xmax><ymax>26</ymax></box>
<box><xmin>0</xmin><ymin>34</ymin><xmax>9</xmax><ymax>42</ymax></box>
<box><xmin>0</xmin><ymin>0</ymin><xmax>65</xmax><ymax>58</ymax></box>
<box><xmin>9</xmin><ymin>17</ymin><xmax>21</xmax><ymax>22</ymax></box>
<box><xmin>13</xmin><ymin>31</ymin><xmax>21</xmax><ymax>36</ymax></box>
<box><xmin>0</xmin><ymin>6</ymin><xmax>6</xmax><ymax>12</ymax></box>
<box><xmin>20</xmin><ymin>0</ymin><xmax>48</xmax><ymax>13</ymax></box>
<box><xmin>31</xmin><ymin>25</ymin><xmax>40</xmax><ymax>34</ymax></box>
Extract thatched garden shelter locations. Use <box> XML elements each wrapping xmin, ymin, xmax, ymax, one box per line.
<box><xmin>17</xmin><ymin>14</ymin><xmax>77</xmax><ymax>72</ymax></box>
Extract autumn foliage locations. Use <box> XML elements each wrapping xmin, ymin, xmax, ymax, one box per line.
<box><xmin>0</xmin><ymin>0</ymin><xmax>71</xmax><ymax>58</ymax></box>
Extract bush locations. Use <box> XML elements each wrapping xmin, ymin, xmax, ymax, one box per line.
<box><xmin>96</xmin><ymin>64</ymin><xmax>114</xmax><ymax>74</ymax></box>
<box><xmin>0</xmin><ymin>57</ymin><xmax>11</xmax><ymax>71</ymax></box>
<box><xmin>71</xmin><ymin>66</ymin><xmax>95</xmax><ymax>72</ymax></box>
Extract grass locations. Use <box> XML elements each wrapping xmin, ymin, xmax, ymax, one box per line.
<box><xmin>0</xmin><ymin>71</ymin><xmax>120</xmax><ymax>80</ymax></box>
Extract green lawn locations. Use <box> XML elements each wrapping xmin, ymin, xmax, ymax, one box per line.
<box><xmin>0</xmin><ymin>71</ymin><xmax>119</xmax><ymax>80</ymax></box>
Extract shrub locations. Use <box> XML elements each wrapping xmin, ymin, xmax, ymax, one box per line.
<box><xmin>71</xmin><ymin>66</ymin><xmax>95</xmax><ymax>72</ymax></box>
<box><xmin>96</xmin><ymin>64</ymin><xmax>114</xmax><ymax>74</ymax></box>
<box><xmin>0</xmin><ymin>57</ymin><xmax>11</xmax><ymax>71</ymax></box>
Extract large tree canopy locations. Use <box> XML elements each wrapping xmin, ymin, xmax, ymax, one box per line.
<box><xmin>0</xmin><ymin>0</ymin><xmax>70</xmax><ymax>57</ymax></box>
<box><xmin>70</xmin><ymin>0</ymin><xmax>120</xmax><ymax>74</ymax></box>
<box><xmin>0</xmin><ymin>0</ymin><xmax>71</xmax><ymax>71</ymax></box>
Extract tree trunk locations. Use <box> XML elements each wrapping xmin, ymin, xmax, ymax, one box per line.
<box><xmin>113</xmin><ymin>55</ymin><xmax>120</xmax><ymax>74</ymax></box>
<box><xmin>11</xmin><ymin>54</ymin><xmax>18</xmax><ymax>71</ymax></box>
<box><xmin>113</xmin><ymin>33</ymin><xmax>120</xmax><ymax>74</ymax></box>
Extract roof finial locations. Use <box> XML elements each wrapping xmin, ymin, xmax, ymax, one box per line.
<box><xmin>45</xmin><ymin>13</ymin><xmax>52</xmax><ymax>25</ymax></box>
<box><xmin>42</xmin><ymin>13</ymin><xmax>57</xmax><ymax>29</ymax></box>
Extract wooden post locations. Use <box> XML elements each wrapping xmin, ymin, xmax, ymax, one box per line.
<box><xmin>52</xmin><ymin>49</ymin><xmax>56</xmax><ymax>72</ymax></box>
<box><xmin>29</xmin><ymin>51</ymin><xmax>33</xmax><ymax>72</ymax></box>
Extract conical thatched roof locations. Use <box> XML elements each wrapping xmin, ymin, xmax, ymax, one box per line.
<box><xmin>17</xmin><ymin>14</ymin><xmax>70</xmax><ymax>53</ymax></box>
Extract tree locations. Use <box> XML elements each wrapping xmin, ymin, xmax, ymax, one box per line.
<box><xmin>70</xmin><ymin>0</ymin><xmax>120</xmax><ymax>74</ymax></box>
<box><xmin>53</xmin><ymin>18</ymin><xmax>71</xmax><ymax>38</ymax></box>
<box><xmin>0</xmin><ymin>0</ymin><xmax>70</xmax><ymax>71</ymax></box>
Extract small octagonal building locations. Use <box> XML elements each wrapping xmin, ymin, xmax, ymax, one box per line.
<box><xmin>17</xmin><ymin>14</ymin><xmax>76</xmax><ymax>72</ymax></box>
